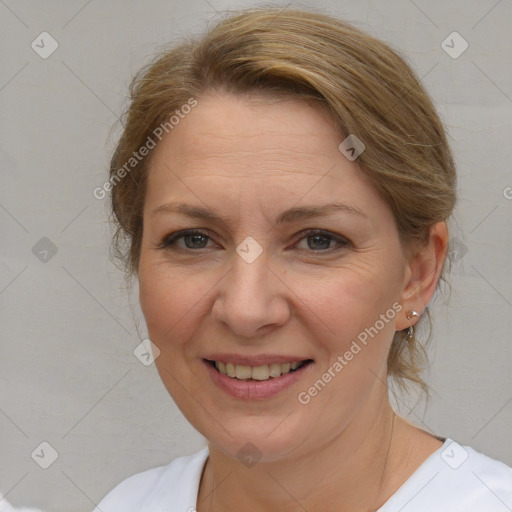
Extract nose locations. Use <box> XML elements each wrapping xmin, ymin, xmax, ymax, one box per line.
<box><xmin>211</xmin><ymin>251</ymin><xmax>290</xmax><ymax>339</ymax></box>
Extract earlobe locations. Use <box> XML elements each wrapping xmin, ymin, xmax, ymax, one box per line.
<box><xmin>396</xmin><ymin>221</ymin><xmax>449</xmax><ymax>331</ymax></box>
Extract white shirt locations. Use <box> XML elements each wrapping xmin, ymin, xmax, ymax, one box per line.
<box><xmin>94</xmin><ymin>439</ymin><xmax>512</xmax><ymax>511</ymax></box>
<box><xmin>0</xmin><ymin>495</ymin><xmax>43</xmax><ymax>512</ymax></box>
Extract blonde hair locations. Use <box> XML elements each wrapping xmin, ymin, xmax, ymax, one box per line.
<box><xmin>109</xmin><ymin>7</ymin><xmax>456</xmax><ymax>392</ymax></box>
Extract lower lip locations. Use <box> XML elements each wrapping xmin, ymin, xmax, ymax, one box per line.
<box><xmin>204</xmin><ymin>360</ymin><xmax>313</xmax><ymax>400</ymax></box>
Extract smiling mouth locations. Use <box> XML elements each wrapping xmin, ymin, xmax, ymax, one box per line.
<box><xmin>206</xmin><ymin>359</ymin><xmax>313</xmax><ymax>381</ymax></box>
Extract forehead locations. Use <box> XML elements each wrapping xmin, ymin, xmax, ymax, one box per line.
<box><xmin>149</xmin><ymin>91</ymin><xmax>343</xmax><ymax>179</ymax></box>
<box><xmin>144</xmin><ymin>91</ymin><xmax>390</xmax><ymax>227</ymax></box>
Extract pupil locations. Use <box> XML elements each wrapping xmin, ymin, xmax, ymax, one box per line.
<box><xmin>308</xmin><ymin>235</ymin><xmax>330</xmax><ymax>250</ymax></box>
<box><xmin>186</xmin><ymin>234</ymin><xmax>207</xmax><ymax>248</ymax></box>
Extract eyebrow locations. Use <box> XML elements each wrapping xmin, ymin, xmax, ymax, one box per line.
<box><xmin>151</xmin><ymin>202</ymin><xmax>368</xmax><ymax>226</ymax></box>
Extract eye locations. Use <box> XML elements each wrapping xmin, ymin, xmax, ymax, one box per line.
<box><xmin>160</xmin><ymin>229</ymin><xmax>214</xmax><ymax>250</ymax></box>
<box><xmin>294</xmin><ymin>229</ymin><xmax>350</xmax><ymax>252</ymax></box>
<box><xmin>158</xmin><ymin>228</ymin><xmax>350</xmax><ymax>254</ymax></box>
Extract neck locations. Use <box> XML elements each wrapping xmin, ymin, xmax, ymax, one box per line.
<box><xmin>197</xmin><ymin>388</ymin><xmax>416</xmax><ymax>512</ymax></box>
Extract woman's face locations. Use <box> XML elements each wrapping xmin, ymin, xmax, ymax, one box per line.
<box><xmin>138</xmin><ymin>91</ymin><xmax>413</xmax><ymax>461</ymax></box>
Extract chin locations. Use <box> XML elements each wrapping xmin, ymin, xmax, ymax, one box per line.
<box><xmin>196</xmin><ymin>411</ymin><xmax>318</xmax><ymax>464</ymax></box>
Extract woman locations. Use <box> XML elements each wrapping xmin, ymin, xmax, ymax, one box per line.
<box><xmin>95</xmin><ymin>7</ymin><xmax>511</xmax><ymax>511</ymax></box>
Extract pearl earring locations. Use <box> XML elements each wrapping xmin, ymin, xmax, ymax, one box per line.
<box><xmin>406</xmin><ymin>310</ymin><xmax>420</xmax><ymax>339</ymax></box>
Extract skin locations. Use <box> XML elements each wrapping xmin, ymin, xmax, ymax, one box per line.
<box><xmin>138</xmin><ymin>90</ymin><xmax>448</xmax><ymax>511</ymax></box>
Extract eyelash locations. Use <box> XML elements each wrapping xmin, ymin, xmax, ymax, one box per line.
<box><xmin>158</xmin><ymin>228</ymin><xmax>351</xmax><ymax>254</ymax></box>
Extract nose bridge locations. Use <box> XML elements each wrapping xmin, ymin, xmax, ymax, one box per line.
<box><xmin>229</xmin><ymin>248</ymin><xmax>272</xmax><ymax>310</ymax></box>
<box><xmin>213</xmin><ymin>247</ymin><xmax>288</xmax><ymax>337</ymax></box>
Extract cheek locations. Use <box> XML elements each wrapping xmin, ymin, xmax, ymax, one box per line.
<box><xmin>139</xmin><ymin>270</ymin><xmax>174</xmax><ymax>339</ymax></box>
<box><xmin>290</xmin><ymin>259</ymin><xmax>402</xmax><ymax>338</ymax></box>
<box><xmin>296</xmin><ymin>273</ymin><xmax>399</xmax><ymax>413</ymax></box>
<box><xmin>138</xmin><ymin>259</ymin><xmax>201</xmax><ymax>344</ymax></box>
<box><xmin>138</xmin><ymin>252</ymin><xmax>225</xmax><ymax>366</ymax></box>
<box><xmin>286</xmin><ymin>257</ymin><xmax>403</xmax><ymax>394</ymax></box>
<box><xmin>138</xmin><ymin>262</ymin><xmax>208</xmax><ymax>401</ymax></box>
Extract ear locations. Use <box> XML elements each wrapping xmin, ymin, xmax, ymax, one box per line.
<box><xmin>395</xmin><ymin>221</ymin><xmax>449</xmax><ymax>331</ymax></box>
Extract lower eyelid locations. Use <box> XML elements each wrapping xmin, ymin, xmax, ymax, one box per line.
<box><xmin>294</xmin><ymin>240</ymin><xmax>347</xmax><ymax>252</ymax></box>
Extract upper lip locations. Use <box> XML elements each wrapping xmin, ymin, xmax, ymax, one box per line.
<box><xmin>203</xmin><ymin>354</ymin><xmax>313</xmax><ymax>366</ymax></box>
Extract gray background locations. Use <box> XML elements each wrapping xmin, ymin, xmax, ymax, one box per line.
<box><xmin>0</xmin><ymin>0</ymin><xmax>511</xmax><ymax>510</ymax></box>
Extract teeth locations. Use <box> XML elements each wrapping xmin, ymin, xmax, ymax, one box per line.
<box><xmin>252</xmin><ymin>365</ymin><xmax>270</xmax><ymax>381</ymax></box>
<box><xmin>235</xmin><ymin>365</ymin><xmax>252</xmax><ymax>379</ymax></box>
<box><xmin>226</xmin><ymin>363</ymin><xmax>236</xmax><ymax>378</ymax></box>
<box><xmin>269</xmin><ymin>363</ymin><xmax>282</xmax><ymax>378</ymax></box>
<box><xmin>214</xmin><ymin>360</ymin><xmax>305</xmax><ymax>380</ymax></box>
